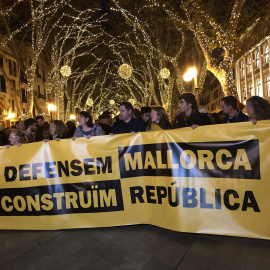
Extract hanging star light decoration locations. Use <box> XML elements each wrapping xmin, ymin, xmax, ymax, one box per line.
<box><xmin>60</xmin><ymin>65</ymin><xmax>71</xmax><ymax>77</ymax></box>
<box><xmin>86</xmin><ymin>98</ymin><xmax>94</xmax><ymax>106</ymax></box>
<box><xmin>118</xmin><ymin>64</ymin><xmax>133</xmax><ymax>79</ymax></box>
<box><xmin>160</xmin><ymin>68</ymin><xmax>170</xmax><ymax>79</ymax></box>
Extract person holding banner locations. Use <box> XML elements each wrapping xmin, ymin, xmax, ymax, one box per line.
<box><xmin>113</xmin><ymin>102</ymin><xmax>146</xmax><ymax>134</ymax></box>
<box><xmin>221</xmin><ymin>96</ymin><xmax>249</xmax><ymax>123</ymax></box>
<box><xmin>246</xmin><ymin>96</ymin><xmax>270</xmax><ymax>124</ymax></box>
<box><xmin>174</xmin><ymin>93</ymin><xmax>211</xmax><ymax>129</ymax></box>
<box><xmin>146</xmin><ymin>107</ymin><xmax>172</xmax><ymax>131</ymax></box>
<box><xmin>43</xmin><ymin>120</ymin><xmax>69</xmax><ymax>142</ymax></box>
<box><xmin>5</xmin><ymin>129</ymin><xmax>25</xmax><ymax>147</ymax></box>
<box><xmin>23</xmin><ymin>118</ymin><xmax>37</xmax><ymax>143</ymax></box>
<box><xmin>72</xmin><ymin>111</ymin><xmax>105</xmax><ymax>140</ymax></box>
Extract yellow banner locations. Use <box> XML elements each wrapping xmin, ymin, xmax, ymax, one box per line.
<box><xmin>0</xmin><ymin>121</ymin><xmax>270</xmax><ymax>240</ymax></box>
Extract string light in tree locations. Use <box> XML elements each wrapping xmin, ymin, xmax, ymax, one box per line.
<box><xmin>128</xmin><ymin>99</ymin><xmax>135</xmax><ymax>105</ymax></box>
<box><xmin>118</xmin><ymin>64</ymin><xmax>133</xmax><ymax>79</ymax></box>
<box><xmin>109</xmin><ymin>99</ymin><xmax>115</xmax><ymax>105</ymax></box>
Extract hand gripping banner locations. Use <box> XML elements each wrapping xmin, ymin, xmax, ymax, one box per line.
<box><xmin>0</xmin><ymin>121</ymin><xmax>270</xmax><ymax>240</ymax></box>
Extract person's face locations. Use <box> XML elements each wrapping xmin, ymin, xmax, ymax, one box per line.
<box><xmin>37</xmin><ymin>118</ymin><xmax>44</xmax><ymax>127</ymax></box>
<box><xmin>16</xmin><ymin>121</ymin><xmax>25</xmax><ymax>130</ymax></box>
<box><xmin>151</xmin><ymin>110</ymin><xmax>160</xmax><ymax>123</ymax></box>
<box><xmin>142</xmin><ymin>113</ymin><xmax>150</xmax><ymax>123</ymax></box>
<box><xmin>31</xmin><ymin>123</ymin><xmax>38</xmax><ymax>132</ymax></box>
<box><xmin>178</xmin><ymin>99</ymin><xmax>192</xmax><ymax>114</ymax></box>
<box><xmin>49</xmin><ymin>123</ymin><xmax>56</xmax><ymax>136</ymax></box>
<box><xmin>9</xmin><ymin>132</ymin><xmax>19</xmax><ymax>145</ymax></box>
<box><xmin>220</xmin><ymin>101</ymin><xmax>231</xmax><ymax>115</ymax></box>
<box><xmin>78</xmin><ymin>114</ymin><xmax>89</xmax><ymax>126</ymax></box>
<box><xmin>119</xmin><ymin>105</ymin><xmax>132</xmax><ymax>122</ymax></box>
<box><xmin>246</xmin><ymin>104</ymin><xmax>254</xmax><ymax>117</ymax></box>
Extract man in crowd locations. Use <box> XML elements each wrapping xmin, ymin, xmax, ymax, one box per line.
<box><xmin>98</xmin><ymin>112</ymin><xmax>112</xmax><ymax>135</ymax></box>
<box><xmin>23</xmin><ymin>118</ymin><xmax>37</xmax><ymax>143</ymax></box>
<box><xmin>113</xmin><ymin>102</ymin><xmax>146</xmax><ymax>134</ymax></box>
<box><xmin>174</xmin><ymin>93</ymin><xmax>211</xmax><ymax>129</ymax></box>
<box><xmin>15</xmin><ymin>120</ymin><xmax>25</xmax><ymax>130</ymax></box>
<box><xmin>220</xmin><ymin>96</ymin><xmax>249</xmax><ymax>123</ymax></box>
<box><xmin>35</xmin><ymin>115</ymin><xmax>50</xmax><ymax>141</ymax></box>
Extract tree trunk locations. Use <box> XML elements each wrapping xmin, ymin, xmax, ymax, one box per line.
<box><xmin>208</xmin><ymin>66</ymin><xmax>238</xmax><ymax>98</ymax></box>
<box><xmin>26</xmin><ymin>68</ymin><xmax>35</xmax><ymax>117</ymax></box>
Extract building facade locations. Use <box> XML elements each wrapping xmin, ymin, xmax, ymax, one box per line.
<box><xmin>201</xmin><ymin>23</ymin><xmax>270</xmax><ymax>113</ymax></box>
<box><xmin>235</xmin><ymin>24</ymin><xmax>270</xmax><ymax>102</ymax></box>
<box><xmin>200</xmin><ymin>72</ymin><xmax>224</xmax><ymax>113</ymax></box>
<box><xmin>0</xmin><ymin>45</ymin><xmax>47</xmax><ymax>129</ymax></box>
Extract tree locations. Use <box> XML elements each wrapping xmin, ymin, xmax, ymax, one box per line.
<box><xmin>166</xmin><ymin>0</ymin><xmax>270</xmax><ymax>97</ymax></box>
<box><xmin>107</xmin><ymin>0</ymin><xmax>188</xmax><ymax>118</ymax></box>
<box><xmin>43</xmin><ymin>7</ymin><xmax>106</xmax><ymax>121</ymax></box>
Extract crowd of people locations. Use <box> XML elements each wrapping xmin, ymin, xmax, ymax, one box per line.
<box><xmin>0</xmin><ymin>93</ymin><xmax>269</xmax><ymax>147</ymax></box>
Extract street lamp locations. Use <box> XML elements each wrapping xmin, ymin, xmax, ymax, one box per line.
<box><xmin>48</xmin><ymin>104</ymin><xmax>56</xmax><ymax>120</ymax></box>
<box><xmin>6</xmin><ymin>112</ymin><xmax>16</xmax><ymax>119</ymax></box>
<box><xmin>183</xmin><ymin>67</ymin><xmax>197</xmax><ymax>87</ymax></box>
<box><xmin>70</xmin><ymin>114</ymin><xmax>76</xmax><ymax>120</ymax></box>
<box><xmin>183</xmin><ymin>67</ymin><xmax>200</xmax><ymax>105</ymax></box>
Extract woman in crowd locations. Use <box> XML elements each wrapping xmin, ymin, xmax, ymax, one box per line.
<box><xmin>73</xmin><ymin>111</ymin><xmax>105</xmax><ymax>139</ymax></box>
<box><xmin>246</xmin><ymin>96</ymin><xmax>270</xmax><ymax>124</ymax></box>
<box><xmin>5</xmin><ymin>129</ymin><xmax>25</xmax><ymax>147</ymax></box>
<box><xmin>44</xmin><ymin>120</ymin><xmax>68</xmax><ymax>141</ymax></box>
<box><xmin>146</xmin><ymin>106</ymin><xmax>172</xmax><ymax>131</ymax></box>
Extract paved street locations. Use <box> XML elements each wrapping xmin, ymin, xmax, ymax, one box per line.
<box><xmin>0</xmin><ymin>225</ymin><xmax>270</xmax><ymax>270</ymax></box>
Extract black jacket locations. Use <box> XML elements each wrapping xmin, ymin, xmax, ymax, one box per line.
<box><xmin>222</xmin><ymin>110</ymin><xmax>249</xmax><ymax>123</ymax></box>
<box><xmin>174</xmin><ymin>110</ymin><xmax>211</xmax><ymax>128</ymax></box>
<box><xmin>113</xmin><ymin>117</ymin><xmax>146</xmax><ymax>134</ymax></box>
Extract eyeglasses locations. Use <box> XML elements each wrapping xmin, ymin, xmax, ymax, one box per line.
<box><xmin>9</xmin><ymin>136</ymin><xmax>19</xmax><ymax>139</ymax></box>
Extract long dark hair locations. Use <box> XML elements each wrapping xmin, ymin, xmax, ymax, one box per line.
<box><xmin>246</xmin><ymin>96</ymin><xmax>270</xmax><ymax>120</ymax></box>
<box><xmin>150</xmin><ymin>107</ymin><xmax>172</xmax><ymax>130</ymax></box>
<box><xmin>51</xmin><ymin>120</ymin><xmax>68</xmax><ymax>138</ymax></box>
<box><xmin>79</xmin><ymin>111</ymin><xmax>93</xmax><ymax>127</ymax></box>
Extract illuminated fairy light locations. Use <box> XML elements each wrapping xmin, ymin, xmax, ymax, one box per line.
<box><xmin>60</xmin><ymin>65</ymin><xmax>71</xmax><ymax>77</ymax></box>
<box><xmin>160</xmin><ymin>68</ymin><xmax>170</xmax><ymax>79</ymax></box>
<box><xmin>128</xmin><ymin>99</ymin><xmax>135</xmax><ymax>105</ymax></box>
<box><xmin>86</xmin><ymin>98</ymin><xmax>94</xmax><ymax>106</ymax></box>
<box><xmin>111</xmin><ymin>0</ymin><xmax>186</xmax><ymax>113</ymax></box>
<box><xmin>109</xmin><ymin>99</ymin><xmax>115</xmax><ymax>105</ymax></box>
<box><xmin>168</xmin><ymin>0</ymin><xmax>243</xmax><ymax>98</ymax></box>
<box><xmin>118</xmin><ymin>64</ymin><xmax>133</xmax><ymax>79</ymax></box>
